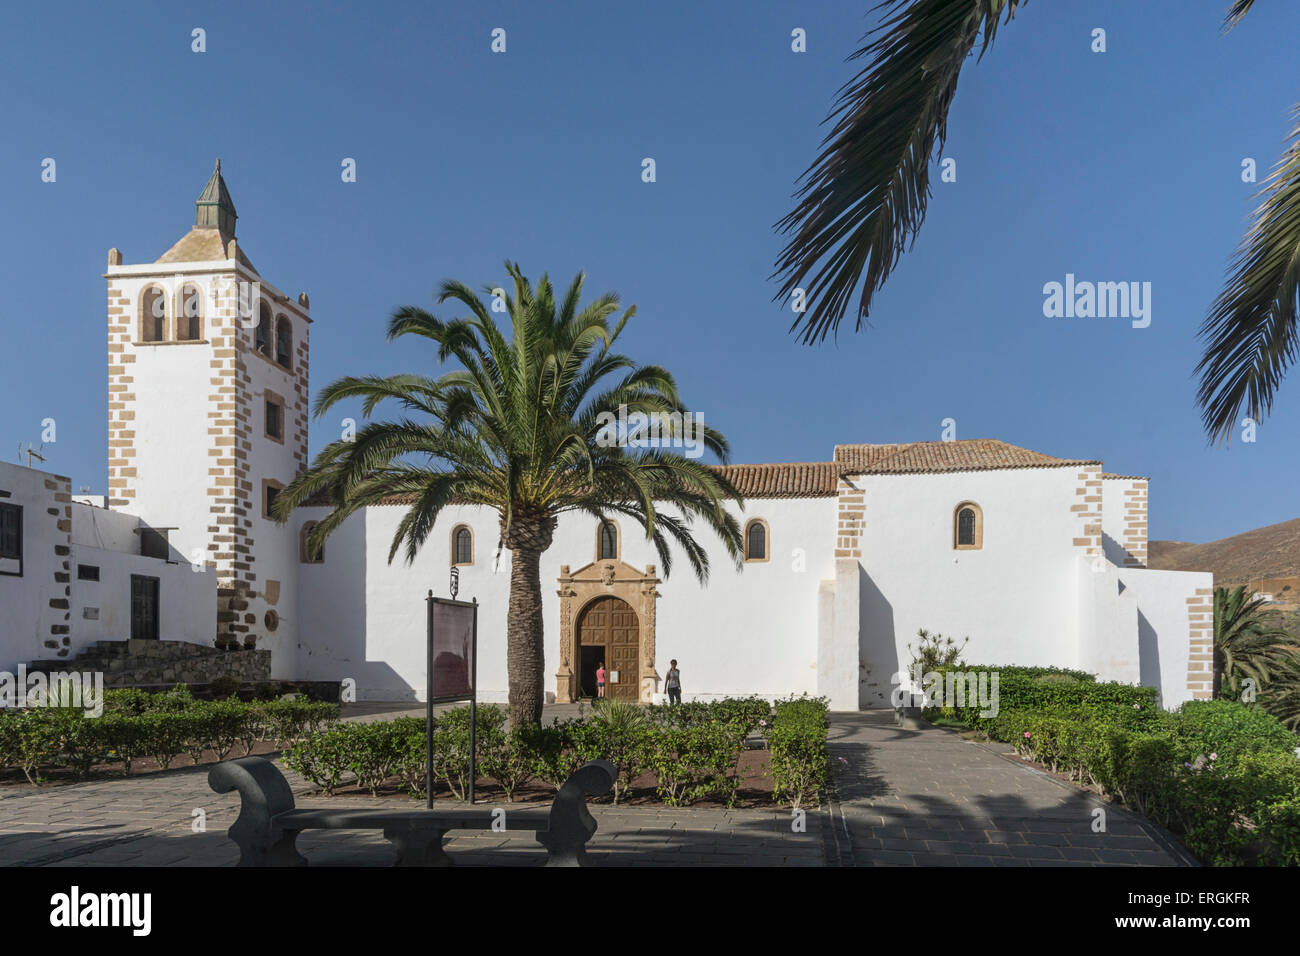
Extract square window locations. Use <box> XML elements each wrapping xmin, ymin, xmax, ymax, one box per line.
<box><xmin>77</xmin><ymin>564</ymin><xmax>100</xmax><ymax>581</ymax></box>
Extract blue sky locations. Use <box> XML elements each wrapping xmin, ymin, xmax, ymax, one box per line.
<box><xmin>1</xmin><ymin>0</ymin><xmax>1297</xmax><ymax>543</ymax></box>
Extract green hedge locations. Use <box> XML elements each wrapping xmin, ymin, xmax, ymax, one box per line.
<box><xmin>283</xmin><ymin>696</ymin><xmax>830</xmax><ymax>809</ymax></box>
<box><xmin>767</xmin><ymin>696</ymin><xmax>829</xmax><ymax>809</ymax></box>
<box><xmin>0</xmin><ymin>689</ymin><xmax>339</xmax><ymax>785</ymax></box>
<box><xmin>943</xmin><ymin>674</ymin><xmax>1300</xmax><ymax>866</ymax></box>
<box><xmin>930</xmin><ymin>668</ymin><xmax>1156</xmax><ymax>721</ymax></box>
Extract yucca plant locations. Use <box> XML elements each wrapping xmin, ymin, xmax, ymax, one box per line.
<box><xmin>274</xmin><ymin>262</ymin><xmax>744</xmax><ymax>725</ymax></box>
<box><xmin>589</xmin><ymin>699</ymin><xmax>648</xmax><ymax>803</ymax></box>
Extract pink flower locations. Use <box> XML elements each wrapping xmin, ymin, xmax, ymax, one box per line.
<box><xmin>1023</xmin><ymin>731</ymin><xmax>1031</xmax><ymax>739</ymax></box>
<box><xmin>1209</xmin><ymin>753</ymin><xmax>1218</xmax><ymax>761</ymax></box>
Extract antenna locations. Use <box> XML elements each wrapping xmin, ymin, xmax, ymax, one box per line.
<box><xmin>18</xmin><ymin>442</ymin><xmax>46</xmax><ymax>468</ymax></box>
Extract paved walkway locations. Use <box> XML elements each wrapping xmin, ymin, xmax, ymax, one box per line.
<box><xmin>0</xmin><ymin>709</ymin><xmax>1192</xmax><ymax>866</ymax></box>
<box><xmin>0</xmin><ymin>753</ymin><xmax>822</xmax><ymax>868</ymax></box>
<box><xmin>824</xmin><ymin>712</ymin><xmax>1191</xmax><ymax>866</ymax></box>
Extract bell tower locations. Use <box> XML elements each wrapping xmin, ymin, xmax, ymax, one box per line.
<box><xmin>104</xmin><ymin>161</ymin><xmax>311</xmax><ymax>673</ymax></box>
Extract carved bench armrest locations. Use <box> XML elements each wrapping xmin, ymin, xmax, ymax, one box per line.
<box><xmin>537</xmin><ymin>759</ymin><xmax>616</xmax><ymax>867</ymax></box>
<box><xmin>209</xmin><ymin>756</ymin><xmax>304</xmax><ymax>867</ymax></box>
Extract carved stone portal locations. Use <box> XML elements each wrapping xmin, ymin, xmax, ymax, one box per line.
<box><xmin>556</xmin><ymin>561</ymin><xmax>660</xmax><ymax>703</ymax></box>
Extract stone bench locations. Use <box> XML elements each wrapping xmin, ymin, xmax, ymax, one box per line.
<box><xmin>208</xmin><ymin>756</ymin><xmax>616</xmax><ymax>867</ymax></box>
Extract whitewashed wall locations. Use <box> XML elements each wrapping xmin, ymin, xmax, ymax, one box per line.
<box><xmin>0</xmin><ymin>463</ymin><xmax>68</xmax><ymax>671</ymax></box>
<box><xmin>854</xmin><ymin>468</ymin><xmax>1085</xmax><ymax>694</ymax></box>
<box><xmin>1117</xmin><ymin>566</ymin><xmax>1212</xmax><ymax>709</ymax></box>
<box><xmin>1076</xmin><ymin>559</ymin><xmax>1140</xmax><ymax>684</ymax></box>
<box><xmin>72</xmin><ymin>501</ymin><xmax>140</xmax><ymax>553</ymax></box>
<box><xmin>109</xmin><ymin>271</ymin><xmax>220</xmax><ymax>569</ymax></box>
<box><xmin>296</xmin><ymin>497</ymin><xmax>836</xmax><ymax>702</ymax></box>
<box><xmin>69</xmin><ymin>544</ymin><xmax>215</xmax><ymax>651</ymax></box>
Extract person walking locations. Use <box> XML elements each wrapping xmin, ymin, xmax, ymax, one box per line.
<box><xmin>665</xmin><ymin>659</ymin><xmax>682</xmax><ymax>705</ymax></box>
<box><xmin>595</xmin><ymin>661</ymin><xmax>606</xmax><ymax>702</ymax></box>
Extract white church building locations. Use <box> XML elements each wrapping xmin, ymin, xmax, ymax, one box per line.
<box><xmin>0</xmin><ymin>165</ymin><xmax>1216</xmax><ymax>710</ymax></box>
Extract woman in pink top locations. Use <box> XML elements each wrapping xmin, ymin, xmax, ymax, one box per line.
<box><xmin>595</xmin><ymin>662</ymin><xmax>606</xmax><ymax>700</ymax></box>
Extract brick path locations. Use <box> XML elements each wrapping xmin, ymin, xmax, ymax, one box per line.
<box><xmin>0</xmin><ymin>708</ymin><xmax>1193</xmax><ymax>866</ymax></box>
<box><xmin>824</xmin><ymin>711</ymin><xmax>1193</xmax><ymax>866</ymax></box>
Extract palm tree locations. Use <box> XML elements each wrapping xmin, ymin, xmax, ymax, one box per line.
<box><xmin>775</xmin><ymin>1</ymin><xmax>1300</xmax><ymax>445</ymax></box>
<box><xmin>273</xmin><ymin>262</ymin><xmax>744</xmax><ymax>725</ymax></box>
<box><xmin>1212</xmin><ymin>585</ymin><xmax>1296</xmax><ymax>700</ymax></box>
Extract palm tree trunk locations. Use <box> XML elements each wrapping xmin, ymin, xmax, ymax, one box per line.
<box><xmin>502</xmin><ymin>514</ymin><xmax>556</xmax><ymax>726</ymax></box>
<box><xmin>507</xmin><ymin>546</ymin><xmax>545</xmax><ymax>725</ymax></box>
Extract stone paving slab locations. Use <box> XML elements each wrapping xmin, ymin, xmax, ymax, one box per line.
<box><xmin>0</xmin><ymin>756</ymin><xmax>823</xmax><ymax>867</ymax></box>
<box><xmin>825</xmin><ymin>711</ymin><xmax>1192</xmax><ymax>867</ymax></box>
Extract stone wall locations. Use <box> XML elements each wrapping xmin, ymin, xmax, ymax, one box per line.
<box><xmin>27</xmin><ymin>639</ymin><xmax>269</xmax><ymax>689</ymax></box>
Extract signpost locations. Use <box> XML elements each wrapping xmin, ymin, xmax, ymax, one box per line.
<box><xmin>425</xmin><ymin>589</ymin><xmax>478</xmax><ymax>807</ymax></box>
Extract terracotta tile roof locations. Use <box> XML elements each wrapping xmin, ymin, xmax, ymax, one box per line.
<box><xmin>302</xmin><ymin>461</ymin><xmax>842</xmax><ymax>506</ymax></box>
<box><xmin>301</xmin><ymin>440</ymin><xmax>1100</xmax><ymax>506</ymax></box>
<box><xmin>710</xmin><ymin>462</ymin><xmax>841</xmax><ymax>499</ymax></box>
<box><xmin>834</xmin><ymin>439</ymin><xmax>1099</xmax><ymax>475</ymax></box>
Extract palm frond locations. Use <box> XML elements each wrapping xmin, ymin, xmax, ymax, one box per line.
<box><xmin>1196</xmin><ymin>103</ymin><xmax>1300</xmax><ymax>444</ymax></box>
<box><xmin>1222</xmin><ymin>0</ymin><xmax>1257</xmax><ymax>32</ymax></box>
<box><xmin>773</xmin><ymin>0</ymin><xmax>1023</xmax><ymax>344</ymax></box>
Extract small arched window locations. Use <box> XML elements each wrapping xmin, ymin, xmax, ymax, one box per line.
<box><xmin>139</xmin><ymin>285</ymin><xmax>167</xmax><ymax>342</ymax></box>
<box><xmin>954</xmin><ymin>502</ymin><xmax>983</xmax><ymax>550</ymax></box>
<box><xmin>300</xmin><ymin>521</ymin><xmax>324</xmax><ymax>563</ymax></box>
<box><xmin>744</xmin><ymin>518</ymin><xmax>769</xmax><ymax>562</ymax></box>
<box><xmin>598</xmin><ymin>521</ymin><xmax>619</xmax><ymax>560</ymax></box>
<box><xmin>452</xmin><ymin>525</ymin><xmax>473</xmax><ymax>566</ymax></box>
<box><xmin>275</xmin><ymin>315</ymin><xmax>293</xmax><ymax>368</ymax></box>
<box><xmin>255</xmin><ymin>302</ymin><xmax>272</xmax><ymax>356</ymax></box>
<box><xmin>176</xmin><ymin>282</ymin><xmax>203</xmax><ymax>340</ymax></box>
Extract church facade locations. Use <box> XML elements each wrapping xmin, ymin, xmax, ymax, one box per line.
<box><xmin>0</xmin><ymin>167</ymin><xmax>1215</xmax><ymax>710</ymax></box>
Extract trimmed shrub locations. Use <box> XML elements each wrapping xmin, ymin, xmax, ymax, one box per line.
<box><xmin>479</xmin><ymin>724</ymin><xmax>558</xmax><ymax>802</ymax></box>
<box><xmin>643</xmin><ymin>722</ymin><xmax>746</xmax><ymax>807</ymax></box>
<box><xmin>284</xmin><ymin>726</ymin><xmax>357</xmax><ymax>795</ymax></box>
<box><xmin>1172</xmin><ymin>700</ymin><xmax>1295</xmax><ymax>768</ymax></box>
<box><xmin>955</xmin><ymin>669</ymin><xmax>1300</xmax><ymax>867</ymax></box>
<box><xmin>767</xmin><ymin>695</ymin><xmax>829</xmax><ymax>809</ymax></box>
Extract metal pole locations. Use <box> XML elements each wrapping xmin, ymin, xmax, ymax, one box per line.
<box><xmin>425</xmin><ymin>589</ymin><xmax>433</xmax><ymax>810</ymax></box>
<box><xmin>468</xmin><ymin>597</ymin><xmax>478</xmax><ymax>804</ymax></box>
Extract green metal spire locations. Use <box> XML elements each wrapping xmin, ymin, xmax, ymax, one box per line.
<box><xmin>195</xmin><ymin>158</ymin><xmax>237</xmax><ymax>234</ymax></box>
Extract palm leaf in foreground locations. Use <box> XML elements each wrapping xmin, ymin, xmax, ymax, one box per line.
<box><xmin>1196</xmin><ymin>102</ymin><xmax>1300</xmax><ymax>444</ymax></box>
<box><xmin>773</xmin><ymin>0</ymin><xmax>1022</xmax><ymax>344</ymax></box>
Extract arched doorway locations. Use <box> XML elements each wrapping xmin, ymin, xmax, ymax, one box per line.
<box><xmin>576</xmin><ymin>596</ymin><xmax>639</xmax><ymax>701</ymax></box>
